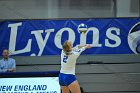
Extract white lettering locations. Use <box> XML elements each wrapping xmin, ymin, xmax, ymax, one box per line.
<box><xmin>54</xmin><ymin>28</ymin><xmax>75</xmax><ymax>49</ymax></box>
<box><xmin>8</xmin><ymin>23</ymin><xmax>32</xmax><ymax>55</ymax></box>
<box><xmin>86</xmin><ymin>27</ymin><xmax>102</xmax><ymax>47</ymax></box>
<box><xmin>31</xmin><ymin>29</ymin><xmax>54</xmax><ymax>56</ymax></box>
<box><xmin>105</xmin><ymin>27</ymin><xmax>121</xmax><ymax>47</ymax></box>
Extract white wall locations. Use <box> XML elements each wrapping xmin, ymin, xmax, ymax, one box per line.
<box><xmin>0</xmin><ymin>0</ymin><xmax>139</xmax><ymax>19</ymax></box>
<box><xmin>117</xmin><ymin>0</ymin><xmax>140</xmax><ymax>17</ymax></box>
<box><xmin>0</xmin><ymin>0</ymin><xmax>49</xmax><ymax>19</ymax></box>
<box><xmin>0</xmin><ymin>0</ymin><xmax>115</xmax><ymax>19</ymax></box>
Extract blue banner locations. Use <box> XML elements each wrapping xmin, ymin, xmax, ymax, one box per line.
<box><xmin>0</xmin><ymin>18</ymin><xmax>140</xmax><ymax>56</ymax></box>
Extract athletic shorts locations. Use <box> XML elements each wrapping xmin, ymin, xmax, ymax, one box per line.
<box><xmin>59</xmin><ymin>73</ymin><xmax>77</xmax><ymax>86</ymax></box>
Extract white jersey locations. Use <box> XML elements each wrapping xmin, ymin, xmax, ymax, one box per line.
<box><xmin>60</xmin><ymin>46</ymin><xmax>85</xmax><ymax>75</ymax></box>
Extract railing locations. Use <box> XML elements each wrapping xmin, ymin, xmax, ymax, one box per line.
<box><xmin>0</xmin><ymin>71</ymin><xmax>60</xmax><ymax>78</ymax></box>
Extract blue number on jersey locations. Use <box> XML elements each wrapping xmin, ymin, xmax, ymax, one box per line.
<box><xmin>63</xmin><ymin>55</ymin><xmax>68</xmax><ymax>63</ymax></box>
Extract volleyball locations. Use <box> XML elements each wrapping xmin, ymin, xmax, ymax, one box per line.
<box><xmin>78</xmin><ymin>23</ymin><xmax>88</xmax><ymax>34</ymax></box>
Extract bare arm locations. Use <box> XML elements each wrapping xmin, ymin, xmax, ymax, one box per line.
<box><xmin>7</xmin><ymin>68</ymin><xmax>16</xmax><ymax>72</ymax></box>
<box><xmin>78</xmin><ymin>44</ymin><xmax>91</xmax><ymax>49</ymax></box>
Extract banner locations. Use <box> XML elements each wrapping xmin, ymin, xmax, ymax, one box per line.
<box><xmin>0</xmin><ymin>18</ymin><xmax>140</xmax><ymax>56</ymax></box>
<box><xmin>0</xmin><ymin>77</ymin><xmax>60</xmax><ymax>93</ymax></box>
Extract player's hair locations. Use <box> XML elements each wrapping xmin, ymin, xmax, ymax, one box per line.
<box><xmin>63</xmin><ymin>41</ymin><xmax>69</xmax><ymax>49</ymax></box>
<box><xmin>63</xmin><ymin>40</ymin><xmax>71</xmax><ymax>55</ymax></box>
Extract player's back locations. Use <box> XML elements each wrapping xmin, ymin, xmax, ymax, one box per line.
<box><xmin>60</xmin><ymin>48</ymin><xmax>80</xmax><ymax>75</ymax></box>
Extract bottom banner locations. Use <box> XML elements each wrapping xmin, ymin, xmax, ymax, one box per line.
<box><xmin>0</xmin><ymin>77</ymin><xmax>60</xmax><ymax>93</ymax></box>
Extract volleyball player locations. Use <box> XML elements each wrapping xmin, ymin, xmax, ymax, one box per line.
<box><xmin>59</xmin><ymin>40</ymin><xmax>91</xmax><ymax>93</ymax></box>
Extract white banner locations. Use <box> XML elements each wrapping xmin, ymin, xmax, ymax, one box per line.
<box><xmin>0</xmin><ymin>77</ymin><xmax>60</xmax><ymax>93</ymax></box>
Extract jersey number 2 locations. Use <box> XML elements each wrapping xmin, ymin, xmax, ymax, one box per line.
<box><xmin>63</xmin><ymin>56</ymin><xmax>68</xmax><ymax>63</ymax></box>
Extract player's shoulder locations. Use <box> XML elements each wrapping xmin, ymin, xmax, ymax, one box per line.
<box><xmin>72</xmin><ymin>45</ymin><xmax>81</xmax><ymax>52</ymax></box>
<box><xmin>72</xmin><ymin>45</ymin><xmax>79</xmax><ymax>50</ymax></box>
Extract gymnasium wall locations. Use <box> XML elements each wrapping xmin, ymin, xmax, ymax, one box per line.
<box><xmin>0</xmin><ymin>0</ymin><xmax>139</xmax><ymax>19</ymax></box>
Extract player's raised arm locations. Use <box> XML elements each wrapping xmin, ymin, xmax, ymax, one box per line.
<box><xmin>84</xmin><ymin>44</ymin><xmax>91</xmax><ymax>49</ymax></box>
<box><xmin>73</xmin><ymin>44</ymin><xmax>91</xmax><ymax>55</ymax></box>
<box><xmin>78</xmin><ymin>44</ymin><xmax>91</xmax><ymax>49</ymax></box>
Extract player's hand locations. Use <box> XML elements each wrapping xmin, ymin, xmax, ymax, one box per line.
<box><xmin>7</xmin><ymin>69</ymin><xmax>15</xmax><ymax>72</ymax></box>
<box><xmin>85</xmin><ymin>44</ymin><xmax>91</xmax><ymax>49</ymax></box>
